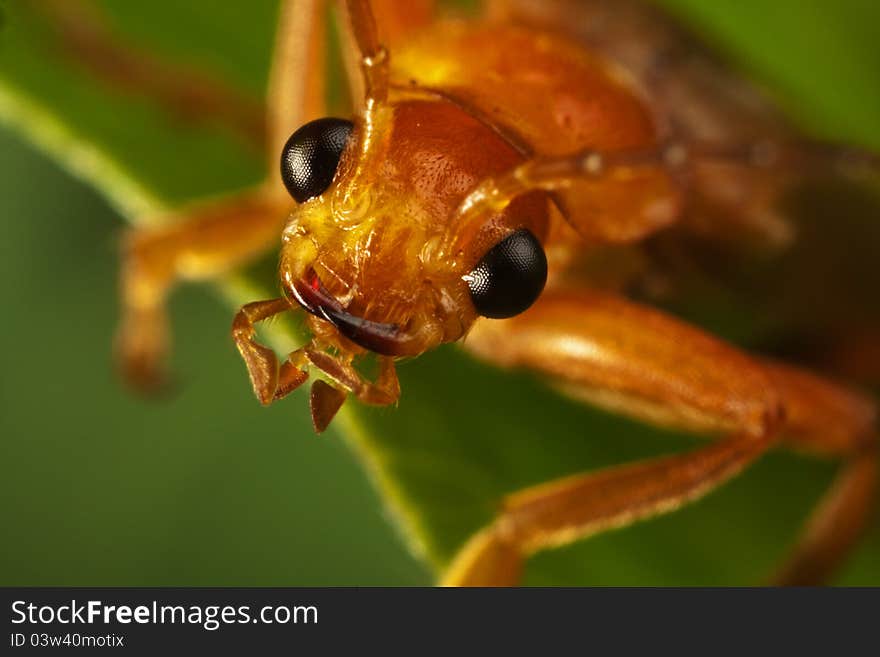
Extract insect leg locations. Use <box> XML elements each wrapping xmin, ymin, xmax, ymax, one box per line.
<box><xmin>442</xmin><ymin>432</ymin><xmax>777</xmax><ymax>586</ymax></box>
<box><xmin>118</xmin><ymin>191</ymin><xmax>289</xmax><ymax>391</ymax></box>
<box><xmin>443</xmin><ymin>288</ymin><xmax>783</xmax><ymax>585</ymax></box>
<box><xmin>304</xmin><ymin>349</ymin><xmax>400</xmax><ymax>405</ymax></box>
<box><xmin>301</xmin><ymin>348</ymin><xmax>400</xmax><ymax>432</ymax></box>
<box><xmin>760</xmin><ymin>361</ymin><xmax>878</xmax><ymax>585</ymax></box>
<box><xmin>443</xmin><ymin>288</ymin><xmax>876</xmax><ymax>585</ymax></box>
<box><xmin>119</xmin><ymin>0</ymin><xmax>333</xmax><ymax>391</ymax></box>
<box><xmin>231</xmin><ymin>302</ymin><xmax>400</xmax><ymax>427</ymax></box>
<box><xmin>303</xmin><ymin>352</ymin><xmax>399</xmax><ymax>433</ymax></box>
<box><xmin>772</xmin><ymin>445</ymin><xmax>877</xmax><ymax>586</ymax></box>
<box><xmin>231</xmin><ymin>297</ymin><xmax>310</xmax><ymax>405</ymax></box>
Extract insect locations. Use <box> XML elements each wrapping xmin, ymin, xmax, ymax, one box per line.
<box><xmin>105</xmin><ymin>0</ymin><xmax>879</xmax><ymax>586</ymax></box>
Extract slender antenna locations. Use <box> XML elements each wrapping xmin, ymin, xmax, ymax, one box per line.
<box><xmin>442</xmin><ymin>139</ymin><xmax>880</xmax><ymax>260</ymax></box>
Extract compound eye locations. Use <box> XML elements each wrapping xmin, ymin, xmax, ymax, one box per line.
<box><xmin>465</xmin><ymin>229</ymin><xmax>548</xmax><ymax>319</ymax></box>
<box><xmin>280</xmin><ymin>117</ymin><xmax>354</xmax><ymax>203</ymax></box>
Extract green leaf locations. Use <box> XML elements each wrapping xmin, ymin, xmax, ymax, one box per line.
<box><xmin>2</xmin><ymin>0</ymin><xmax>878</xmax><ymax>585</ymax></box>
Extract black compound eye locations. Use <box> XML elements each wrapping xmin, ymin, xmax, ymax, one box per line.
<box><xmin>466</xmin><ymin>228</ymin><xmax>548</xmax><ymax>319</ymax></box>
<box><xmin>280</xmin><ymin>117</ymin><xmax>354</xmax><ymax>203</ymax></box>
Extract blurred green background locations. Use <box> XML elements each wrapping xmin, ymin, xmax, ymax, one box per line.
<box><xmin>1</xmin><ymin>0</ymin><xmax>879</xmax><ymax>586</ymax></box>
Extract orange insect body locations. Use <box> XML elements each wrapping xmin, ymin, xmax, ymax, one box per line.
<box><xmin>281</xmin><ymin>19</ymin><xmax>681</xmax><ymax>361</ymax></box>
<box><xmin>392</xmin><ymin>22</ymin><xmax>681</xmax><ymax>241</ymax></box>
<box><xmin>105</xmin><ymin>0</ymin><xmax>879</xmax><ymax>586</ymax></box>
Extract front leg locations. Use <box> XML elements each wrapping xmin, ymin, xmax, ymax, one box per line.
<box><xmin>117</xmin><ymin>190</ymin><xmax>288</xmax><ymax>390</ymax></box>
<box><xmin>231</xmin><ymin>297</ymin><xmax>306</xmax><ymax>405</ymax></box>
<box><xmin>117</xmin><ymin>191</ymin><xmax>288</xmax><ymax>390</ymax></box>
<box><xmin>444</xmin><ymin>288</ymin><xmax>876</xmax><ymax>585</ymax></box>
<box><xmin>116</xmin><ymin>0</ymin><xmax>337</xmax><ymax>390</ymax></box>
<box><xmin>232</xmin><ymin>300</ymin><xmax>400</xmax><ymax>431</ymax></box>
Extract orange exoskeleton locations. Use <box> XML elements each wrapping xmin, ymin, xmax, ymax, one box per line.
<box><xmin>97</xmin><ymin>0</ymin><xmax>879</xmax><ymax>585</ymax></box>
